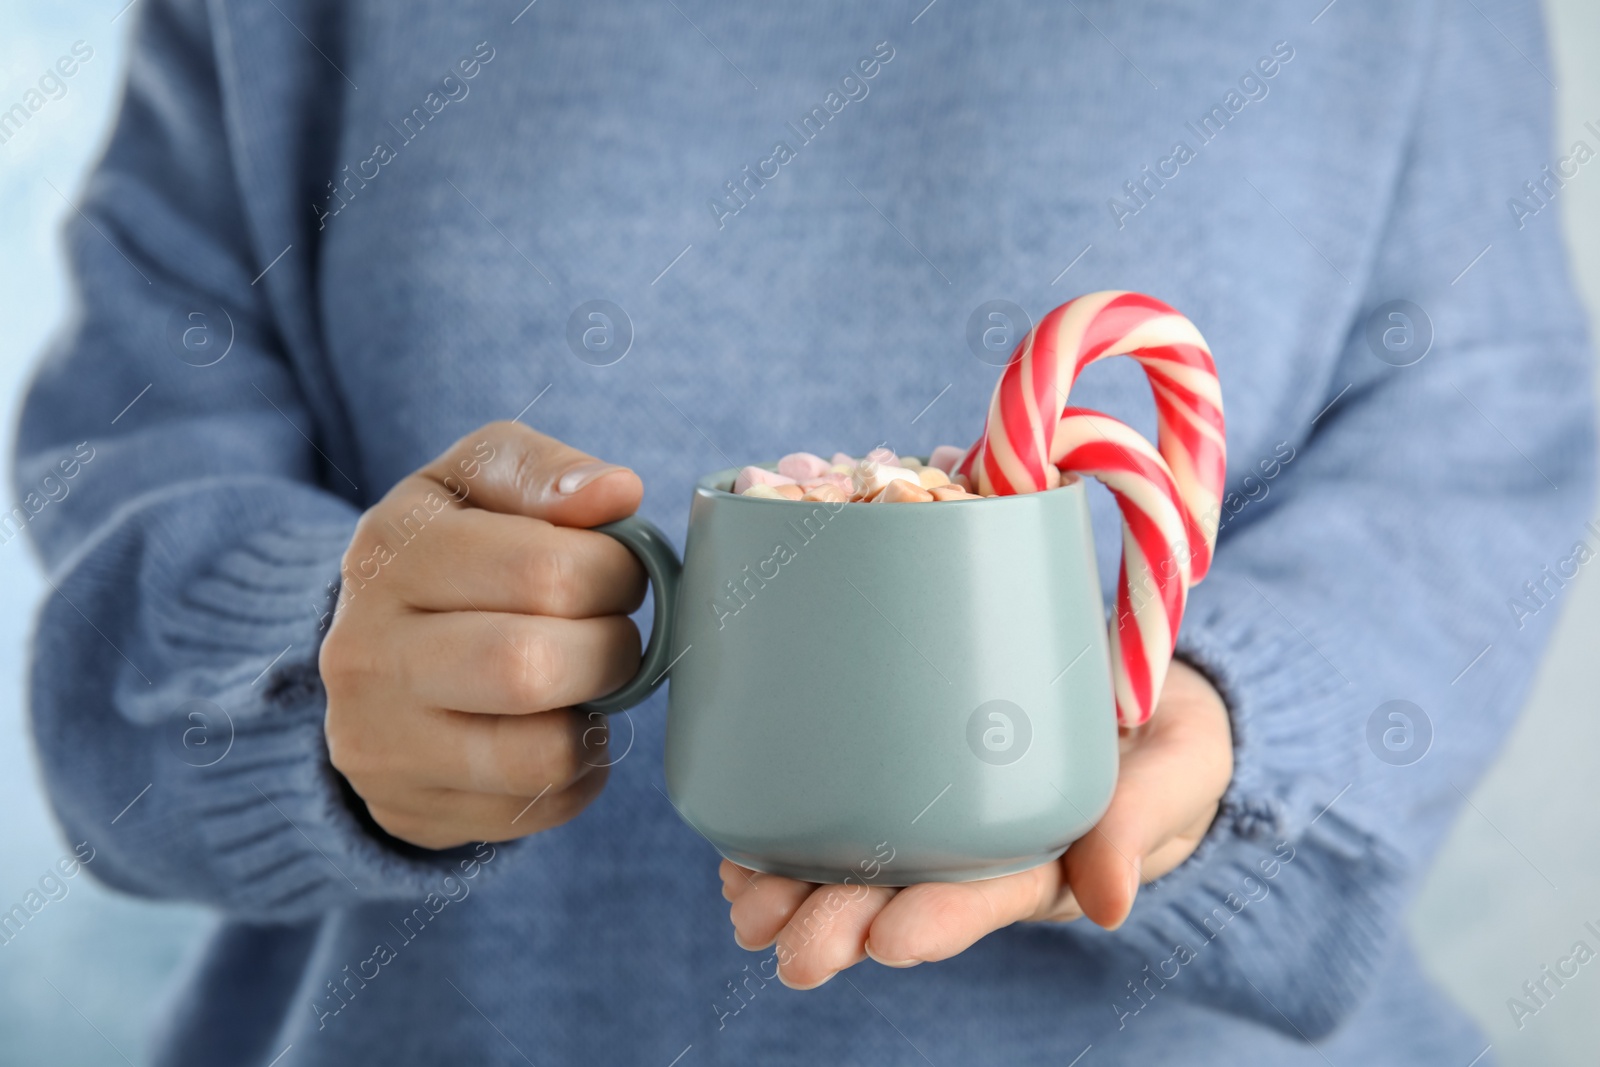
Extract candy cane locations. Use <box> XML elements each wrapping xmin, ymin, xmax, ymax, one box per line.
<box><xmin>958</xmin><ymin>291</ymin><xmax>1226</xmax><ymax>726</ymax></box>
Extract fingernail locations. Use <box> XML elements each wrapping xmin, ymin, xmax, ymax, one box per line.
<box><xmin>556</xmin><ymin>461</ymin><xmax>628</xmax><ymax>495</ymax></box>
<box><xmin>1128</xmin><ymin>857</ymin><xmax>1143</xmax><ymax>901</ymax></box>
<box><xmin>865</xmin><ymin>945</ymin><xmax>921</xmax><ymax>969</ymax></box>
<box><xmin>777</xmin><ymin>969</ymin><xmax>836</xmax><ymax>991</ymax></box>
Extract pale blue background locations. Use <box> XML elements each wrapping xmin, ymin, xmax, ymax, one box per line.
<box><xmin>1</xmin><ymin>2</ymin><xmax>1598</xmax><ymax>1063</ymax></box>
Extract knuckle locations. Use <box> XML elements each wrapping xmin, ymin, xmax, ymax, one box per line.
<box><xmin>316</xmin><ymin>631</ymin><xmax>346</xmax><ymax>689</ymax></box>
<box><xmin>475</xmin><ymin>419</ymin><xmax>519</xmax><ymax>442</ymax></box>
<box><xmin>497</xmin><ymin>629</ymin><xmax>562</xmax><ymax>707</ymax></box>
<box><xmin>526</xmin><ymin>548</ymin><xmax>578</xmax><ymax>615</ymax></box>
<box><xmin>348</xmin><ymin>500</ymin><xmax>402</xmax><ymax>553</ymax></box>
<box><xmin>322</xmin><ymin>704</ymin><xmax>376</xmax><ymax>783</ymax></box>
<box><xmin>341</xmin><ymin>513</ymin><xmax>399</xmax><ymax>591</ymax></box>
<box><xmin>446</xmin><ymin>421</ymin><xmax>511</xmax><ymax>468</ymax></box>
<box><xmin>486</xmin><ymin>627</ymin><xmax>563</xmax><ymax>710</ymax></box>
<box><xmin>317</xmin><ymin>625</ymin><xmax>365</xmax><ymax>696</ymax></box>
<box><xmin>339</xmin><ymin>518</ymin><xmax>377</xmax><ymax>578</ymax></box>
<box><xmin>479</xmin><ymin>419</ymin><xmax>531</xmax><ymax>451</ymax></box>
<box><xmin>508</xmin><ymin>442</ymin><xmax>552</xmax><ymax>501</ymax></box>
<box><xmin>319</xmin><ymin>643</ymin><xmax>393</xmax><ymax>786</ymax></box>
<box><xmin>920</xmin><ymin>892</ymin><xmax>983</xmax><ymax>937</ymax></box>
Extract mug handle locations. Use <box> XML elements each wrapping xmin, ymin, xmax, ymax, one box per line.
<box><xmin>573</xmin><ymin>515</ymin><xmax>683</xmax><ymax>715</ymax></box>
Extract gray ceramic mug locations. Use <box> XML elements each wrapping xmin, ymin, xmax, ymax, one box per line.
<box><xmin>574</xmin><ymin>462</ymin><xmax>1118</xmax><ymax>885</ymax></box>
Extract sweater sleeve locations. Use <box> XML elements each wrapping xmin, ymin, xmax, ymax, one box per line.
<box><xmin>14</xmin><ymin>0</ymin><xmax>470</xmax><ymax>922</ymax></box>
<box><xmin>1050</xmin><ymin>0</ymin><xmax>1595</xmax><ymax>1039</ymax></box>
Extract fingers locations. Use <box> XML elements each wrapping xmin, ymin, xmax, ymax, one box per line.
<box><xmin>722</xmin><ymin>863</ymin><xmax>903</xmax><ymax>988</ymax></box>
<box><xmin>724</xmin><ymin>867</ymin><xmax>823</xmax><ymax>950</ymax></box>
<box><xmin>330</xmin><ymin>690</ymin><xmax>606</xmax><ymax>797</ymax></box>
<box><xmin>719</xmin><ymin>858</ymin><xmax>1082</xmax><ymax>985</ymax></box>
<box><xmin>725</xmin><ymin>861</ymin><xmax>1079</xmax><ymax>989</ymax></box>
<box><xmin>384</xmin><ymin>506</ymin><xmax>647</xmax><ymax>618</ymax></box>
<box><xmin>434</xmin><ymin>706</ymin><xmax>615</xmax><ymax>795</ymax></box>
<box><xmin>399</xmin><ymin>609</ymin><xmax>641</xmax><ymax>716</ymax></box>
<box><xmin>420</xmin><ymin>421</ymin><xmax>643</xmax><ymax>528</ymax></box>
<box><xmin>323</xmin><ymin>422</ymin><xmax>650</xmax><ymax>854</ymax></box>
<box><xmin>1064</xmin><ymin>661</ymin><xmax>1234</xmax><ymax>928</ymax></box>
<box><xmin>364</xmin><ymin>765</ymin><xmax>610</xmax><ymax>849</ymax></box>
<box><xmin>1061</xmin><ymin>812</ymin><xmax>1148</xmax><ymax>930</ymax></box>
<box><xmin>864</xmin><ymin>864</ymin><xmax>1065</xmax><ymax>966</ymax></box>
<box><xmin>713</xmin><ymin>670</ymin><xmax>1235</xmax><ymax>982</ymax></box>
<box><xmin>773</xmin><ymin>882</ymin><xmax>900</xmax><ymax>989</ymax></box>
<box><xmin>719</xmin><ymin>859</ymin><xmax>756</xmax><ymax>901</ymax></box>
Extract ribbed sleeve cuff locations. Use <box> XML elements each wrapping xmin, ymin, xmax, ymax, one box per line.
<box><xmin>1061</xmin><ymin>568</ymin><xmax>1406</xmax><ymax>1038</ymax></box>
<box><xmin>182</xmin><ymin>516</ymin><xmax>487</xmax><ymax>915</ymax></box>
<box><xmin>94</xmin><ymin>483</ymin><xmax>489</xmax><ymax>919</ymax></box>
<box><xmin>1171</xmin><ymin>570</ymin><xmax>1356</xmax><ymax>848</ymax></box>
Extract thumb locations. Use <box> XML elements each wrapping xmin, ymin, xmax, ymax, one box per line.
<box><xmin>1063</xmin><ymin>666</ymin><xmax>1233</xmax><ymax>928</ymax></box>
<box><xmin>422</xmin><ymin>420</ymin><xmax>643</xmax><ymax>528</ymax></box>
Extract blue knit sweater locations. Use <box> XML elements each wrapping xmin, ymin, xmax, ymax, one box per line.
<box><xmin>16</xmin><ymin>1</ymin><xmax>1594</xmax><ymax>1063</ymax></box>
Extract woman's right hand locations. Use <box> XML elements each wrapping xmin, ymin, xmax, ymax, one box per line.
<box><xmin>319</xmin><ymin>422</ymin><xmax>647</xmax><ymax>849</ymax></box>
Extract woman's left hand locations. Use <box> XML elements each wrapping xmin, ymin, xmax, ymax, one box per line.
<box><xmin>718</xmin><ymin>659</ymin><xmax>1234</xmax><ymax>989</ymax></box>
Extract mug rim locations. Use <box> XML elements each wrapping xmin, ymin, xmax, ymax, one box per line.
<box><xmin>695</xmin><ymin>458</ymin><xmax>1083</xmax><ymax>504</ymax></box>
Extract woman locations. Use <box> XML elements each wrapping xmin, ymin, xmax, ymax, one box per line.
<box><xmin>17</xmin><ymin>0</ymin><xmax>1590</xmax><ymax>1062</ymax></box>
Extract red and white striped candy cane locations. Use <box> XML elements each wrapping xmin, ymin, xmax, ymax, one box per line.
<box><xmin>958</xmin><ymin>291</ymin><xmax>1226</xmax><ymax>726</ymax></box>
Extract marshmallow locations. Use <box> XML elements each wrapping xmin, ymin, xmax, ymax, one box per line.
<box><xmin>854</xmin><ymin>463</ymin><xmax>922</xmax><ymax>497</ymax></box>
<box><xmin>801</xmin><ymin>483</ymin><xmax>848</xmax><ymax>503</ymax></box>
<box><xmin>927</xmin><ymin>445</ymin><xmax>967</xmax><ymax>474</ymax></box>
<box><xmin>879</xmin><ymin>480</ymin><xmax>934</xmax><ymax>503</ymax></box>
<box><xmin>865</xmin><ymin>447</ymin><xmax>900</xmax><ymax>468</ymax></box>
<box><xmin>740</xmin><ymin>484</ymin><xmax>786</xmax><ymax>499</ymax></box>
<box><xmin>734</xmin><ymin>448</ymin><xmax>994</xmax><ymax>504</ymax></box>
<box><xmin>777</xmin><ymin>452</ymin><xmax>832</xmax><ymax>481</ymax></box>
<box><xmin>733</xmin><ymin>465</ymin><xmax>797</xmax><ymax>494</ymax></box>
<box><xmin>820</xmin><ymin>472</ymin><xmax>853</xmax><ymax>494</ymax></box>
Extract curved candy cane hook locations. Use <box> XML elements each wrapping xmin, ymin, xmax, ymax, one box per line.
<box><xmin>958</xmin><ymin>291</ymin><xmax>1227</xmax><ymax>725</ymax></box>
